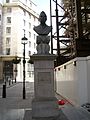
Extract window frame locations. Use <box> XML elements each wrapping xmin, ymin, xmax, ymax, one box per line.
<box><xmin>6</xmin><ymin>37</ymin><xmax>11</xmax><ymax>45</ymax></box>
<box><xmin>6</xmin><ymin>0</ymin><xmax>10</xmax><ymax>3</ymax></box>
<box><xmin>6</xmin><ymin>48</ymin><xmax>10</xmax><ymax>55</ymax></box>
<box><xmin>7</xmin><ymin>7</ymin><xmax>12</xmax><ymax>13</ymax></box>
<box><xmin>7</xmin><ymin>17</ymin><xmax>11</xmax><ymax>23</ymax></box>
<box><xmin>6</xmin><ymin>27</ymin><xmax>11</xmax><ymax>34</ymax></box>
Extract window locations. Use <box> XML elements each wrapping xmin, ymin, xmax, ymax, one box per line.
<box><xmin>23</xmin><ymin>10</ymin><xmax>26</xmax><ymax>16</ymax></box>
<box><xmin>6</xmin><ymin>48</ymin><xmax>10</xmax><ymax>55</ymax></box>
<box><xmin>28</xmin><ymin>72</ymin><xmax>31</xmax><ymax>77</ymax></box>
<box><xmin>29</xmin><ymin>32</ymin><xmax>31</xmax><ymax>38</ymax></box>
<box><xmin>6</xmin><ymin>37</ymin><xmax>11</xmax><ymax>44</ymax></box>
<box><xmin>34</xmin><ymin>43</ymin><xmax>36</xmax><ymax>48</ymax></box>
<box><xmin>29</xmin><ymin>14</ymin><xmax>31</xmax><ymax>19</ymax></box>
<box><xmin>34</xmin><ymin>34</ymin><xmax>36</xmax><ymax>39</ymax></box>
<box><xmin>34</xmin><ymin>17</ymin><xmax>36</xmax><ymax>21</ymax></box>
<box><xmin>7</xmin><ymin>7</ymin><xmax>12</xmax><ymax>13</ymax></box>
<box><xmin>7</xmin><ymin>17</ymin><xmax>11</xmax><ymax>23</ymax></box>
<box><xmin>29</xmin><ymin>41</ymin><xmax>31</xmax><ymax>47</ymax></box>
<box><xmin>23</xmin><ymin>29</ymin><xmax>25</xmax><ymax>34</ymax></box>
<box><xmin>28</xmin><ymin>51</ymin><xmax>31</xmax><ymax>56</ymax></box>
<box><xmin>6</xmin><ymin>0</ymin><xmax>10</xmax><ymax>3</ymax></box>
<box><xmin>23</xmin><ymin>20</ymin><xmax>26</xmax><ymax>26</ymax></box>
<box><xmin>30</xmin><ymin>2</ymin><xmax>32</xmax><ymax>7</ymax></box>
<box><xmin>29</xmin><ymin>23</ymin><xmax>31</xmax><ymax>29</ymax></box>
<box><xmin>28</xmin><ymin>71</ymin><xmax>34</xmax><ymax>77</ymax></box>
<box><xmin>6</xmin><ymin>27</ymin><xmax>11</xmax><ymax>34</ymax></box>
<box><xmin>0</xmin><ymin>15</ymin><xmax>1</xmax><ymax>21</ymax></box>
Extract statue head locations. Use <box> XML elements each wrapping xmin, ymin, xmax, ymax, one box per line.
<box><xmin>39</xmin><ymin>11</ymin><xmax>47</xmax><ymax>25</ymax></box>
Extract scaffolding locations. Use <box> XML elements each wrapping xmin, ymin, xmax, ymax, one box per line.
<box><xmin>50</xmin><ymin>0</ymin><xmax>90</xmax><ymax>66</ymax></box>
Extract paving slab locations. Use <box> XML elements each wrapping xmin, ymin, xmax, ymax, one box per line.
<box><xmin>0</xmin><ymin>109</ymin><xmax>24</xmax><ymax>120</ymax></box>
<box><xmin>23</xmin><ymin>109</ymin><xmax>68</xmax><ymax>120</ymax></box>
<box><xmin>61</xmin><ymin>105</ymin><xmax>90</xmax><ymax>120</ymax></box>
<box><xmin>0</xmin><ymin>104</ymin><xmax>90</xmax><ymax>120</ymax></box>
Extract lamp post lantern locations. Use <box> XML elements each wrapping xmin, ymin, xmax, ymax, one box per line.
<box><xmin>21</xmin><ymin>34</ymin><xmax>28</xmax><ymax>99</ymax></box>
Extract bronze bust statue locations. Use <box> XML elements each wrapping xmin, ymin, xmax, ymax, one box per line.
<box><xmin>33</xmin><ymin>11</ymin><xmax>51</xmax><ymax>35</ymax></box>
<box><xmin>33</xmin><ymin>11</ymin><xmax>51</xmax><ymax>54</ymax></box>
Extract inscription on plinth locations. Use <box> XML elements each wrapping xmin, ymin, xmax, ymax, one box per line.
<box><xmin>38</xmin><ymin>72</ymin><xmax>51</xmax><ymax>84</ymax></box>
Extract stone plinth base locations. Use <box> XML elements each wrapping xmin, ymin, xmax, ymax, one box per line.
<box><xmin>32</xmin><ymin>98</ymin><xmax>59</xmax><ymax>119</ymax></box>
<box><xmin>32</xmin><ymin>97</ymin><xmax>59</xmax><ymax>118</ymax></box>
<box><xmin>31</xmin><ymin>54</ymin><xmax>59</xmax><ymax>118</ymax></box>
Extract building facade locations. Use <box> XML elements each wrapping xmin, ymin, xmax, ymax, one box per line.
<box><xmin>0</xmin><ymin>0</ymin><xmax>39</xmax><ymax>82</ymax></box>
<box><xmin>0</xmin><ymin>3</ymin><xmax>3</xmax><ymax>81</ymax></box>
<box><xmin>0</xmin><ymin>2</ymin><xmax>3</xmax><ymax>55</ymax></box>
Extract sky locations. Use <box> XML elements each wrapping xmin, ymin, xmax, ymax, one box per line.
<box><xmin>33</xmin><ymin>0</ymin><xmax>50</xmax><ymax>24</ymax></box>
<box><xmin>33</xmin><ymin>0</ymin><xmax>50</xmax><ymax>12</ymax></box>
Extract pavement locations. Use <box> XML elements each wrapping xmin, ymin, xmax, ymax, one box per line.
<box><xmin>0</xmin><ymin>80</ymin><xmax>17</xmax><ymax>89</ymax></box>
<box><xmin>0</xmin><ymin>82</ymin><xmax>90</xmax><ymax>120</ymax></box>
<box><xmin>0</xmin><ymin>82</ymin><xmax>34</xmax><ymax>120</ymax></box>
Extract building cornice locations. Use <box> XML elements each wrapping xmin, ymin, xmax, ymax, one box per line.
<box><xmin>0</xmin><ymin>55</ymin><xmax>17</xmax><ymax>61</ymax></box>
<box><xmin>3</xmin><ymin>2</ymin><xmax>39</xmax><ymax>18</ymax></box>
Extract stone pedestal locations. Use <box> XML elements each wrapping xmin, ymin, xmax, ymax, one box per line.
<box><xmin>31</xmin><ymin>54</ymin><xmax>59</xmax><ymax>118</ymax></box>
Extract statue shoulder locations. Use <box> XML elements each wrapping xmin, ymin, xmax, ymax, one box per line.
<box><xmin>33</xmin><ymin>25</ymin><xmax>41</xmax><ymax>33</ymax></box>
<box><xmin>33</xmin><ymin>24</ymin><xmax>51</xmax><ymax>35</ymax></box>
<box><xmin>33</xmin><ymin>25</ymin><xmax>40</xmax><ymax>30</ymax></box>
<box><xmin>46</xmin><ymin>25</ymin><xmax>52</xmax><ymax>30</ymax></box>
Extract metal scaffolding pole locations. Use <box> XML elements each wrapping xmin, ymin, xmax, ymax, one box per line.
<box><xmin>75</xmin><ymin>0</ymin><xmax>83</xmax><ymax>38</ymax></box>
<box><xmin>50</xmin><ymin>0</ymin><xmax>53</xmax><ymax>54</ymax></box>
<box><xmin>56</xmin><ymin>0</ymin><xmax>60</xmax><ymax>55</ymax></box>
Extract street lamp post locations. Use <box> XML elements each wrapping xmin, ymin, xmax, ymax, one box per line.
<box><xmin>21</xmin><ymin>34</ymin><xmax>28</xmax><ymax>99</ymax></box>
<box><xmin>12</xmin><ymin>56</ymin><xmax>21</xmax><ymax>83</ymax></box>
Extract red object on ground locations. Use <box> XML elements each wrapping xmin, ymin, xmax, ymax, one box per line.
<box><xmin>58</xmin><ymin>99</ymin><xmax>65</xmax><ymax>105</ymax></box>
